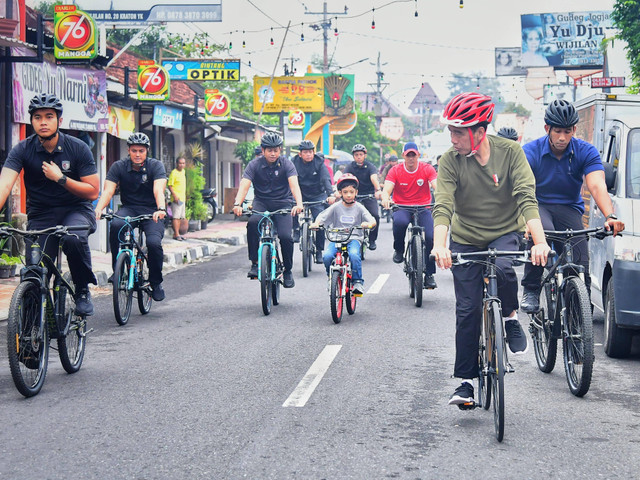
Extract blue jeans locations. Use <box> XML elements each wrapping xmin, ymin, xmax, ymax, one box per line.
<box><xmin>323</xmin><ymin>240</ymin><xmax>363</xmax><ymax>282</ymax></box>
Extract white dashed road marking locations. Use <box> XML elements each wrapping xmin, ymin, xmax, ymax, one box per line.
<box><xmin>366</xmin><ymin>273</ymin><xmax>390</xmax><ymax>294</ymax></box>
<box><xmin>283</xmin><ymin>345</ymin><xmax>342</xmax><ymax>407</ymax></box>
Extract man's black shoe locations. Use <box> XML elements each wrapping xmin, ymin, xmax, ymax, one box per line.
<box><xmin>521</xmin><ymin>288</ymin><xmax>540</xmax><ymax>313</ymax></box>
<box><xmin>151</xmin><ymin>284</ymin><xmax>165</xmax><ymax>302</ymax></box>
<box><xmin>424</xmin><ymin>274</ymin><xmax>437</xmax><ymax>289</ymax></box>
<box><xmin>315</xmin><ymin>250</ymin><xmax>323</xmax><ymax>264</ymax></box>
<box><xmin>505</xmin><ymin>319</ymin><xmax>529</xmax><ymax>354</ymax></box>
<box><xmin>247</xmin><ymin>263</ymin><xmax>258</xmax><ymax>278</ymax></box>
<box><xmin>283</xmin><ymin>270</ymin><xmax>295</xmax><ymax>288</ymax></box>
<box><xmin>74</xmin><ymin>288</ymin><xmax>94</xmax><ymax>316</ymax></box>
<box><xmin>292</xmin><ymin>230</ymin><xmax>301</xmax><ymax>243</ymax></box>
<box><xmin>393</xmin><ymin>251</ymin><xmax>404</xmax><ymax>264</ymax></box>
<box><xmin>368</xmin><ymin>241</ymin><xmax>377</xmax><ymax>251</ymax></box>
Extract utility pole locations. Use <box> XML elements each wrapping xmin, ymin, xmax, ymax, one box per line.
<box><xmin>282</xmin><ymin>56</ymin><xmax>299</xmax><ymax>76</ymax></box>
<box><xmin>304</xmin><ymin>2</ymin><xmax>348</xmax><ymax>72</ymax></box>
<box><xmin>368</xmin><ymin>52</ymin><xmax>388</xmax><ymax>127</ymax></box>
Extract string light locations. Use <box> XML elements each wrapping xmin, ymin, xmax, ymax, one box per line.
<box><xmin>415</xmin><ymin>0</ymin><xmax>418</xmax><ymax>16</ymax></box>
<box><xmin>229</xmin><ymin>41</ymin><xmax>232</xmax><ymax>49</ymax></box>
<box><xmin>459</xmin><ymin>0</ymin><xmax>463</xmax><ymax>8</ymax></box>
<box><xmin>301</xmin><ymin>23</ymin><xmax>305</xmax><ymax>41</ymax></box>
<box><xmin>270</xmin><ymin>27</ymin><xmax>274</xmax><ymax>45</ymax></box>
<box><xmin>334</xmin><ymin>16</ymin><xmax>339</xmax><ymax>36</ymax></box>
<box><xmin>371</xmin><ymin>8</ymin><xmax>376</xmax><ymax>29</ymax></box>
<box><xmin>242</xmin><ymin>40</ymin><xmax>246</xmax><ymax>48</ymax></box>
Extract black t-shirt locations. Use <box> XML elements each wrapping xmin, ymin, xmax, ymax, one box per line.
<box><xmin>291</xmin><ymin>154</ymin><xmax>333</xmax><ymax>200</ymax></box>
<box><xmin>243</xmin><ymin>155</ymin><xmax>297</xmax><ymax>202</ymax></box>
<box><xmin>3</xmin><ymin>132</ymin><xmax>97</xmax><ymax>215</ymax></box>
<box><xmin>344</xmin><ymin>160</ymin><xmax>378</xmax><ymax>195</ymax></box>
<box><xmin>106</xmin><ymin>157</ymin><xmax>167</xmax><ymax>209</ymax></box>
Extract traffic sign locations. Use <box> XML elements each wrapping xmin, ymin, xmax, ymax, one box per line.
<box><xmin>591</xmin><ymin>77</ymin><xmax>625</xmax><ymax>88</ymax></box>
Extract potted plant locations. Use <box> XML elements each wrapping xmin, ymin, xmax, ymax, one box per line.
<box><xmin>180</xmin><ymin>142</ymin><xmax>208</xmax><ymax>232</ymax></box>
<box><xmin>0</xmin><ymin>252</ymin><xmax>21</xmax><ymax>278</ymax></box>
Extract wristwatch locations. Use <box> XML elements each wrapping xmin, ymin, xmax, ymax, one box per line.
<box><xmin>605</xmin><ymin>213</ymin><xmax>618</xmax><ymax>221</ymax></box>
<box><xmin>57</xmin><ymin>175</ymin><xmax>67</xmax><ymax>185</ymax></box>
<box><xmin>157</xmin><ymin>207</ymin><xmax>166</xmax><ymax>212</ymax></box>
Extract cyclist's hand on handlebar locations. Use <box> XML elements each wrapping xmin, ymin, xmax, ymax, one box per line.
<box><xmin>95</xmin><ymin>208</ymin><xmax>103</xmax><ymax>220</ymax></box>
<box><xmin>153</xmin><ymin>210</ymin><xmax>166</xmax><ymax>223</ymax></box>
<box><xmin>291</xmin><ymin>204</ymin><xmax>303</xmax><ymax>216</ymax></box>
<box><xmin>530</xmin><ymin>242</ymin><xmax>551</xmax><ymax>266</ymax></box>
<box><xmin>381</xmin><ymin>197</ymin><xmax>391</xmax><ymax>209</ymax></box>
<box><xmin>605</xmin><ymin>218</ymin><xmax>625</xmax><ymax>236</ymax></box>
<box><xmin>326</xmin><ymin>196</ymin><xmax>336</xmax><ymax>205</ymax></box>
<box><xmin>431</xmin><ymin>246</ymin><xmax>452</xmax><ymax>270</ymax></box>
<box><xmin>374</xmin><ymin>190</ymin><xmax>382</xmax><ymax>200</ymax></box>
<box><xmin>310</xmin><ymin>222</ymin><xmax>321</xmax><ymax>230</ymax></box>
<box><xmin>232</xmin><ymin>205</ymin><xmax>244</xmax><ymax>217</ymax></box>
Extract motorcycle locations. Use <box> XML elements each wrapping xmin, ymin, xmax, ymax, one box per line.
<box><xmin>201</xmin><ymin>188</ymin><xmax>217</xmax><ymax>222</ymax></box>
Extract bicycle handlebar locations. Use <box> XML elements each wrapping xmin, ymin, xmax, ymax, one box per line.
<box><xmin>0</xmin><ymin>224</ymin><xmax>90</xmax><ymax>238</ymax></box>
<box><xmin>102</xmin><ymin>213</ymin><xmax>155</xmax><ymax>222</ymax></box>
<box><xmin>243</xmin><ymin>208</ymin><xmax>292</xmax><ymax>216</ymax></box>
<box><xmin>429</xmin><ymin>249</ymin><xmax>556</xmax><ymax>264</ymax></box>
<box><xmin>544</xmin><ymin>226</ymin><xmax>617</xmax><ymax>240</ymax></box>
<box><xmin>302</xmin><ymin>200</ymin><xmax>327</xmax><ymax>207</ymax></box>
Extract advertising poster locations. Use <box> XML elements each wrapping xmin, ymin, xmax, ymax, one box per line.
<box><xmin>287</xmin><ymin>109</ymin><xmax>305</xmax><ymax>130</ymax></box>
<box><xmin>54</xmin><ymin>5</ymin><xmax>97</xmax><ymax>61</ymax></box>
<box><xmin>12</xmin><ymin>56</ymin><xmax>108</xmax><ymax>132</ymax></box>
<box><xmin>253</xmin><ymin>76</ymin><xmax>325</xmax><ymax>113</ymax></box>
<box><xmin>137</xmin><ymin>61</ymin><xmax>170</xmax><ymax>102</ymax></box>
<box><xmin>161</xmin><ymin>59</ymin><xmax>240</xmax><ymax>81</ymax></box>
<box><xmin>521</xmin><ymin>11</ymin><xmax>613</xmax><ymax>68</ymax></box>
<box><xmin>204</xmin><ymin>89</ymin><xmax>231</xmax><ymax>122</ymax></box>
<box><xmin>108</xmin><ymin>106</ymin><xmax>135</xmax><ymax>140</ymax></box>
<box><xmin>495</xmin><ymin>47</ymin><xmax>528</xmax><ymax>77</ymax></box>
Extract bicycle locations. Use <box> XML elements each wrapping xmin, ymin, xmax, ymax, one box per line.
<box><xmin>393</xmin><ymin>203</ymin><xmax>433</xmax><ymax>308</ymax></box>
<box><xmin>3</xmin><ymin>224</ymin><xmax>92</xmax><ymax>397</ymax></box>
<box><xmin>435</xmin><ymin>248</ymin><xmax>535</xmax><ymax>442</ymax></box>
<box><xmin>298</xmin><ymin>200</ymin><xmax>325</xmax><ymax>278</ymax></box>
<box><xmin>103</xmin><ymin>213</ymin><xmax>154</xmax><ymax>326</ymax></box>
<box><xmin>528</xmin><ymin>227</ymin><xmax>613</xmax><ymax>397</ymax></box>
<box><xmin>322</xmin><ymin>226</ymin><xmax>364</xmax><ymax>324</ymax></box>
<box><xmin>356</xmin><ymin>194</ymin><xmax>375</xmax><ymax>260</ymax></box>
<box><xmin>246</xmin><ymin>208</ymin><xmax>290</xmax><ymax>316</ymax></box>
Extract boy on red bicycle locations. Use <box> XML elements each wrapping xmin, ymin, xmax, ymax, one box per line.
<box><xmin>311</xmin><ymin>174</ymin><xmax>376</xmax><ymax>295</ymax></box>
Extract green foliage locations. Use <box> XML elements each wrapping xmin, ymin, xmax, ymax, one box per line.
<box><xmin>184</xmin><ymin>166</ymin><xmax>207</xmax><ymax>221</ymax></box>
<box><xmin>612</xmin><ymin>0</ymin><xmax>640</xmax><ymax>92</ymax></box>
<box><xmin>501</xmin><ymin>102</ymin><xmax>531</xmax><ymax>117</ymax></box>
<box><xmin>34</xmin><ymin>0</ymin><xmax>59</xmax><ymax>16</ymax></box>
<box><xmin>235</xmin><ymin>141</ymin><xmax>260</xmax><ymax>167</ymax></box>
<box><xmin>0</xmin><ymin>253</ymin><xmax>21</xmax><ymax>265</ymax></box>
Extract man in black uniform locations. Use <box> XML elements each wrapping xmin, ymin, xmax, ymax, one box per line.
<box><xmin>344</xmin><ymin>144</ymin><xmax>382</xmax><ymax>249</ymax></box>
<box><xmin>0</xmin><ymin>93</ymin><xmax>100</xmax><ymax>315</ymax></box>
<box><xmin>291</xmin><ymin>139</ymin><xmax>335</xmax><ymax>263</ymax></box>
<box><xmin>95</xmin><ymin>132</ymin><xmax>168</xmax><ymax>301</ymax></box>
<box><xmin>232</xmin><ymin>132</ymin><xmax>303</xmax><ymax>288</ymax></box>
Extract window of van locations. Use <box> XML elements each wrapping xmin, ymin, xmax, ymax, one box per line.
<box><xmin>627</xmin><ymin>129</ymin><xmax>640</xmax><ymax>198</ymax></box>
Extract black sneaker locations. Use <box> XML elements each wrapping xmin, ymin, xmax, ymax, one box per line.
<box><xmin>151</xmin><ymin>284</ymin><xmax>165</xmax><ymax>302</ymax></box>
<box><xmin>315</xmin><ymin>250</ymin><xmax>323</xmax><ymax>264</ymax></box>
<box><xmin>393</xmin><ymin>251</ymin><xmax>404</xmax><ymax>263</ymax></box>
<box><xmin>505</xmin><ymin>318</ymin><xmax>528</xmax><ymax>354</ymax></box>
<box><xmin>424</xmin><ymin>274</ymin><xmax>437</xmax><ymax>289</ymax></box>
<box><xmin>352</xmin><ymin>280</ymin><xmax>364</xmax><ymax>296</ymax></box>
<box><xmin>448</xmin><ymin>381</ymin><xmax>474</xmax><ymax>405</ymax></box>
<box><xmin>292</xmin><ymin>230</ymin><xmax>301</xmax><ymax>243</ymax></box>
<box><xmin>368</xmin><ymin>241</ymin><xmax>377</xmax><ymax>251</ymax></box>
<box><xmin>74</xmin><ymin>288</ymin><xmax>94</xmax><ymax>316</ymax></box>
<box><xmin>247</xmin><ymin>263</ymin><xmax>258</xmax><ymax>279</ymax></box>
<box><xmin>283</xmin><ymin>270</ymin><xmax>295</xmax><ymax>288</ymax></box>
<box><xmin>521</xmin><ymin>287</ymin><xmax>540</xmax><ymax>313</ymax></box>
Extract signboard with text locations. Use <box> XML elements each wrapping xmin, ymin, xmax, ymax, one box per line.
<box><xmin>253</xmin><ymin>76</ymin><xmax>325</xmax><ymax>113</ymax></box>
<box><xmin>137</xmin><ymin>61</ymin><xmax>170</xmax><ymax>101</ymax></box>
<box><xmin>162</xmin><ymin>59</ymin><xmax>240</xmax><ymax>81</ymax></box>
<box><xmin>54</xmin><ymin>5</ymin><xmax>97</xmax><ymax>61</ymax></box>
<box><xmin>204</xmin><ymin>89</ymin><xmax>231</xmax><ymax>122</ymax></box>
<box><xmin>153</xmin><ymin>105</ymin><xmax>183</xmax><ymax>129</ymax></box>
<box><xmin>85</xmin><ymin>3</ymin><xmax>221</xmax><ymax>23</ymax></box>
<box><xmin>591</xmin><ymin>77</ymin><xmax>625</xmax><ymax>88</ymax></box>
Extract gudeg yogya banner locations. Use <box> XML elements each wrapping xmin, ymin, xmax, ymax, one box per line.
<box><xmin>12</xmin><ymin>55</ymin><xmax>108</xmax><ymax>132</ymax></box>
<box><xmin>520</xmin><ymin>11</ymin><xmax>613</xmax><ymax>69</ymax></box>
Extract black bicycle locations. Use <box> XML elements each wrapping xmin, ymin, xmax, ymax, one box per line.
<box><xmin>103</xmin><ymin>213</ymin><xmax>154</xmax><ymax>326</ymax></box>
<box><xmin>3</xmin><ymin>225</ymin><xmax>91</xmax><ymax>397</ymax></box>
<box><xmin>528</xmin><ymin>227</ymin><xmax>613</xmax><ymax>397</ymax></box>
<box><xmin>393</xmin><ymin>204</ymin><xmax>433</xmax><ymax>307</ymax></box>
<box><xmin>298</xmin><ymin>200</ymin><xmax>325</xmax><ymax>278</ymax></box>
<box><xmin>436</xmin><ymin>248</ymin><xmax>534</xmax><ymax>442</ymax></box>
<box><xmin>356</xmin><ymin>194</ymin><xmax>375</xmax><ymax>260</ymax></box>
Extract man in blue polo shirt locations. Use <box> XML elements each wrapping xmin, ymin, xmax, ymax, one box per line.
<box><xmin>95</xmin><ymin>132</ymin><xmax>168</xmax><ymax>301</ymax></box>
<box><xmin>0</xmin><ymin>93</ymin><xmax>100</xmax><ymax>316</ymax></box>
<box><xmin>232</xmin><ymin>132</ymin><xmax>303</xmax><ymax>288</ymax></box>
<box><xmin>520</xmin><ymin>99</ymin><xmax>625</xmax><ymax>312</ymax></box>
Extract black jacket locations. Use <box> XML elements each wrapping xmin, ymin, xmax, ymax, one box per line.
<box><xmin>291</xmin><ymin>154</ymin><xmax>333</xmax><ymax>200</ymax></box>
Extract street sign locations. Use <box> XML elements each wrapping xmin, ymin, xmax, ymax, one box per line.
<box><xmin>54</xmin><ymin>5</ymin><xmax>97</xmax><ymax>61</ymax></box>
<box><xmin>161</xmin><ymin>59</ymin><xmax>240</xmax><ymax>81</ymax></box>
<box><xmin>152</xmin><ymin>105</ymin><xmax>182</xmax><ymax>129</ymax></box>
<box><xmin>85</xmin><ymin>3</ymin><xmax>221</xmax><ymax>23</ymax></box>
<box><xmin>591</xmin><ymin>77</ymin><xmax>625</xmax><ymax>88</ymax></box>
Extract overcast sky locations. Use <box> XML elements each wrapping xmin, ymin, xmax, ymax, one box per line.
<box><xmin>39</xmin><ymin>0</ymin><xmax>628</xmax><ymax>113</ymax></box>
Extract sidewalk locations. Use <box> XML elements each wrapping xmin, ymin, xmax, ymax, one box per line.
<box><xmin>0</xmin><ymin>214</ymin><xmax>247</xmax><ymax>321</ymax></box>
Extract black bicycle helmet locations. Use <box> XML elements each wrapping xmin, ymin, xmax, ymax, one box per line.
<box><xmin>351</xmin><ymin>144</ymin><xmax>367</xmax><ymax>154</ymax></box>
<box><xmin>336</xmin><ymin>173</ymin><xmax>359</xmax><ymax>191</ymax></box>
<box><xmin>299</xmin><ymin>139</ymin><xmax>315</xmax><ymax>151</ymax></box>
<box><xmin>544</xmin><ymin>100</ymin><xmax>579</xmax><ymax>128</ymax></box>
<box><xmin>28</xmin><ymin>93</ymin><xmax>63</xmax><ymax>116</ymax></box>
<box><xmin>497</xmin><ymin>127</ymin><xmax>519</xmax><ymax>141</ymax></box>
<box><xmin>260</xmin><ymin>132</ymin><xmax>283</xmax><ymax>148</ymax></box>
<box><xmin>254</xmin><ymin>145</ymin><xmax>262</xmax><ymax>155</ymax></box>
<box><xmin>127</xmin><ymin>132</ymin><xmax>150</xmax><ymax>148</ymax></box>
<box><xmin>388</xmin><ymin>155</ymin><xmax>398</xmax><ymax>162</ymax></box>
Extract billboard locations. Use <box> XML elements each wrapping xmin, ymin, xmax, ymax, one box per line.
<box><xmin>253</xmin><ymin>76</ymin><xmax>325</xmax><ymax>113</ymax></box>
<box><xmin>204</xmin><ymin>89</ymin><xmax>231</xmax><ymax>122</ymax></box>
<box><xmin>137</xmin><ymin>61</ymin><xmax>170</xmax><ymax>102</ymax></box>
<box><xmin>521</xmin><ymin>11</ymin><xmax>613</xmax><ymax>69</ymax></box>
<box><xmin>161</xmin><ymin>59</ymin><xmax>240</xmax><ymax>81</ymax></box>
<box><xmin>307</xmin><ymin>73</ymin><xmax>355</xmax><ymax>116</ymax></box>
<box><xmin>54</xmin><ymin>5</ymin><xmax>97</xmax><ymax>61</ymax></box>
<box><xmin>495</xmin><ymin>47</ymin><xmax>528</xmax><ymax>77</ymax></box>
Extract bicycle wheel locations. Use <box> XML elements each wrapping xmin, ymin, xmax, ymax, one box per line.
<box><xmin>563</xmin><ymin>277</ymin><xmax>594</xmax><ymax>397</ymax></box>
<box><xmin>301</xmin><ymin>222</ymin><xmax>311</xmax><ymax>277</ymax></box>
<box><xmin>345</xmin><ymin>272</ymin><xmax>357</xmax><ymax>315</ymax></box>
<box><xmin>7</xmin><ymin>281</ymin><xmax>49</xmax><ymax>397</ymax></box>
<box><xmin>531</xmin><ymin>273</ymin><xmax>558</xmax><ymax>373</ymax></box>
<box><xmin>330</xmin><ymin>271</ymin><xmax>344</xmax><ymax>324</ymax></box>
<box><xmin>479</xmin><ymin>304</ymin><xmax>492</xmax><ymax>410</ymax></box>
<box><xmin>360</xmin><ymin>233</ymin><xmax>367</xmax><ymax>261</ymax></box>
<box><xmin>260</xmin><ymin>245</ymin><xmax>273</xmax><ymax>315</ymax></box>
<box><xmin>58</xmin><ymin>277</ymin><xmax>86</xmax><ymax>374</ymax></box>
<box><xmin>412</xmin><ymin>236</ymin><xmax>424</xmax><ymax>308</ymax></box>
<box><xmin>137</xmin><ymin>238</ymin><xmax>153</xmax><ymax>314</ymax></box>
<box><xmin>490</xmin><ymin>302</ymin><xmax>505</xmax><ymax>442</ymax></box>
<box><xmin>272</xmin><ymin>255</ymin><xmax>281</xmax><ymax>306</ymax></box>
<box><xmin>406</xmin><ymin>244</ymin><xmax>415</xmax><ymax>299</ymax></box>
<box><xmin>113</xmin><ymin>251</ymin><xmax>133</xmax><ymax>326</ymax></box>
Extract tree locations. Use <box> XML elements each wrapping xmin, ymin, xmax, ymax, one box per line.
<box><xmin>446</xmin><ymin>73</ymin><xmax>502</xmax><ymax>103</ymax></box>
<box><xmin>501</xmin><ymin>102</ymin><xmax>531</xmax><ymax>117</ymax></box>
<box><xmin>611</xmin><ymin>0</ymin><xmax>640</xmax><ymax>93</ymax></box>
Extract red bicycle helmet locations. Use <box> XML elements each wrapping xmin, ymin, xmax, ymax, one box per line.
<box><xmin>336</xmin><ymin>173</ymin><xmax>359</xmax><ymax>190</ymax></box>
<box><xmin>441</xmin><ymin>92</ymin><xmax>495</xmax><ymax>127</ymax></box>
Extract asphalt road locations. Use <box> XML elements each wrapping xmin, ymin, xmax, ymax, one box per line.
<box><xmin>1</xmin><ymin>221</ymin><xmax>639</xmax><ymax>479</ymax></box>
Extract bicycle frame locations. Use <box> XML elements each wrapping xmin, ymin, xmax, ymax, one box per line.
<box><xmin>329</xmin><ymin>242</ymin><xmax>352</xmax><ymax>298</ymax></box>
<box><xmin>253</xmin><ymin>210</ymin><xmax>288</xmax><ymax>282</ymax></box>
<box><xmin>115</xmin><ymin>221</ymin><xmax>147</xmax><ymax>291</ymax></box>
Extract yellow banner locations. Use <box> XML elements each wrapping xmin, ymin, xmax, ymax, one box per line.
<box><xmin>253</xmin><ymin>76</ymin><xmax>325</xmax><ymax>113</ymax></box>
<box><xmin>108</xmin><ymin>106</ymin><xmax>136</xmax><ymax>140</ymax></box>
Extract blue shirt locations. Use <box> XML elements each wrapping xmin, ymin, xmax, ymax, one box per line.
<box><xmin>522</xmin><ymin>136</ymin><xmax>603</xmax><ymax>213</ymax></box>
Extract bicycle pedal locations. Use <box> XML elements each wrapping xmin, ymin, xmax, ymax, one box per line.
<box><xmin>506</xmin><ymin>363</ymin><xmax>515</xmax><ymax>373</ymax></box>
<box><xmin>353</xmin><ymin>292</ymin><xmax>363</xmax><ymax>297</ymax></box>
<box><xmin>457</xmin><ymin>401</ymin><xmax>478</xmax><ymax>411</ymax></box>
